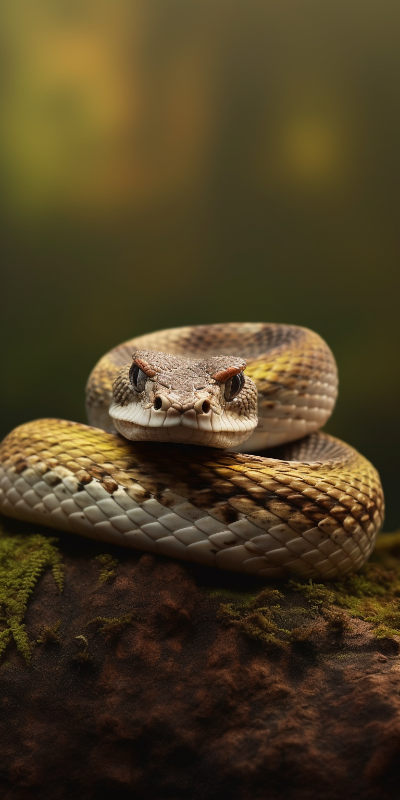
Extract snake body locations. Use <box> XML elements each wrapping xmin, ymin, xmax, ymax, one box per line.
<box><xmin>0</xmin><ymin>323</ymin><xmax>384</xmax><ymax>579</ymax></box>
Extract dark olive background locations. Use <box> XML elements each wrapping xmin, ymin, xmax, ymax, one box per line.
<box><xmin>1</xmin><ymin>0</ymin><xmax>399</xmax><ymax>529</ymax></box>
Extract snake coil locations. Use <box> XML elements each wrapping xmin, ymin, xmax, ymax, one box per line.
<box><xmin>0</xmin><ymin>323</ymin><xmax>384</xmax><ymax>580</ymax></box>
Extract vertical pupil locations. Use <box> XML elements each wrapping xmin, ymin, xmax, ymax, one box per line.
<box><xmin>131</xmin><ymin>364</ymin><xmax>139</xmax><ymax>387</ymax></box>
<box><xmin>231</xmin><ymin>375</ymin><xmax>239</xmax><ymax>395</ymax></box>
<box><xmin>224</xmin><ymin>371</ymin><xmax>243</xmax><ymax>401</ymax></box>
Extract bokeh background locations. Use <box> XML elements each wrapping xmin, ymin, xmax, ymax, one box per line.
<box><xmin>1</xmin><ymin>0</ymin><xmax>399</xmax><ymax>529</ymax></box>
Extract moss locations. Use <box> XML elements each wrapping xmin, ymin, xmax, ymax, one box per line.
<box><xmin>251</xmin><ymin>588</ymin><xmax>284</xmax><ymax>606</ymax></box>
<box><xmin>207</xmin><ymin>586</ymin><xmax>261</xmax><ymax>605</ymax></box>
<box><xmin>75</xmin><ymin>634</ymin><xmax>89</xmax><ymax>648</ymax></box>
<box><xmin>288</xmin><ymin>579</ymin><xmax>335</xmax><ymax>608</ymax></box>
<box><xmin>334</xmin><ymin>653</ymin><xmax>354</xmax><ymax>660</ymax></box>
<box><xmin>217</xmin><ymin>588</ymin><xmax>290</xmax><ymax>647</ymax></box>
<box><xmin>290</xmin><ymin>623</ymin><xmax>321</xmax><ymax>641</ymax></box>
<box><xmin>0</xmin><ymin>528</ymin><xmax>63</xmax><ymax>664</ymax></box>
<box><xmin>321</xmin><ymin>606</ymin><xmax>351</xmax><ymax>634</ymax></box>
<box><xmin>86</xmin><ymin>614</ymin><xmax>134</xmax><ymax>637</ymax></box>
<box><xmin>214</xmin><ymin>543</ymin><xmax>400</xmax><ymax>646</ymax></box>
<box><xmin>37</xmin><ymin>621</ymin><xmax>61</xmax><ymax>645</ymax></box>
<box><xmin>72</xmin><ymin>634</ymin><xmax>91</xmax><ymax>663</ymax></box>
<box><xmin>1</xmin><ymin>515</ymin><xmax>400</xmax><ymax>662</ymax></box>
<box><xmin>373</xmin><ymin>624</ymin><xmax>400</xmax><ymax>640</ymax></box>
<box><xmin>95</xmin><ymin>554</ymin><xmax>118</xmax><ymax>583</ymax></box>
<box><xmin>330</xmin><ymin>559</ymin><xmax>400</xmax><ymax>635</ymax></box>
<box><xmin>272</xmin><ymin>542</ymin><xmax>400</xmax><ymax>640</ymax></box>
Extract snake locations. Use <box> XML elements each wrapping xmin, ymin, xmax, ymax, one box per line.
<box><xmin>0</xmin><ymin>323</ymin><xmax>384</xmax><ymax>580</ymax></box>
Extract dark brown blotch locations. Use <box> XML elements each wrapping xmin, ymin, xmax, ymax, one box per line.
<box><xmin>189</xmin><ymin>489</ymin><xmax>221</xmax><ymax>510</ymax></box>
<box><xmin>14</xmin><ymin>460</ymin><xmax>28</xmax><ymax>474</ymax></box>
<box><xmin>102</xmin><ymin>477</ymin><xmax>119</xmax><ymax>494</ymax></box>
<box><xmin>76</xmin><ymin>470</ymin><xmax>93</xmax><ymax>486</ymax></box>
<box><xmin>209</xmin><ymin>503</ymin><xmax>239</xmax><ymax>525</ymax></box>
<box><xmin>211</xmin><ymin>480</ymin><xmax>237</xmax><ymax>497</ymax></box>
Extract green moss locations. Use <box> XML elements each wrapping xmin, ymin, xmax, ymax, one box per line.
<box><xmin>373</xmin><ymin>624</ymin><xmax>400</xmax><ymax>640</ymax></box>
<box><xmin>75</xmin><ymin>634</ymin><xmax>89</xmax><ymax>648</ymax></box>
<box><xmin>214</xmin><ymin>540</ymin><xmax>400</xmax><ymax>646</ymax></box>
<box><xmin>207</xmin><ymin>587</ymin><xmax>261</xmax><ymax>605</ymax></box>
<box><xmin>72</xmin><ymin>634</ymin><xmax>91</xmax><ymax>663</ymax></box>
<box><xmin>95</xmin><ymin>554</ymin><xmax>118</xmax><ymax>583</ymax></box>
<box><xmin>37</xmin><ymin>620</ymin><xmax>61</xmax><ymax>645</ymax></box>
<box><xmin>288</xmin><ymin>579</ymin><xmax>335</xmax><ymax>608</ymax></box>
<box><xmin>330</xmin><ymin>559</ymin><xmax>400</xmax><ymax>635</ymax></box>
<box><xmin>251</xmin><ymin>588</ymin><xmax>284</xmax><ymax>606</ymax></box>
<box><xmin>285</xmin><ymin>560</ymin><xmax>400</xmax><ymax>640</ymax></box>
<box><xmin>265</xmin><ymin>540</ymin><xmax>400</xmax><ymax>641</ymax></box>
<box><xmin>86</xmin><ymin>614</ymin><xmax>134</xmax><ymax>636</ymax></box>
<box><xmin>334</xmin><ymin>653</ymin><xmax>354</xmax><ymax>660</ymax></box>
<box><xmin>1</xmin><ymin>517</ymin><xmax>400</xmax><ymax>663</ymax></box>
<box><xmin>0</xmin><ymin>530</ymin><xmax>63</xmax><ymax>664</ymax></box>
<box><xmin>321</xmin><ymin>606</ymin><xmax>351</xmax><ymax>633</ymax></box>
<box><xmin>217</xmin><ymin>588</ymin><xmax>289</xmax><ymax>647</ymax></box>
<box><xmin>289</xmin><ymin>623</ymin><xmax>320</xmax><ymax>641</ymax></box>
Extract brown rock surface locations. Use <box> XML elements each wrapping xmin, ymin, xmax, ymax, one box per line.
<box><xmin>1</xmin><ymin>517</ymin><xmax>400</xmax><ymax>800</ymax></box>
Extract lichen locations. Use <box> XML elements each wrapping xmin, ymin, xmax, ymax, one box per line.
<box><xmin>0</xmin><ymin>529</ymin><xmax>63</xmax><ymax>664</ymax></box>
<box><xmin>95</xmin><ymin>554</ymin><xmax>119</xmax><ymax>583</ymax></box>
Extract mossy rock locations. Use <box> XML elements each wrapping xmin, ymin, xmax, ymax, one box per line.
<box><xmin>0</xmin><ymin>526</ymin><xmax>63</xmax><ymax>663</ymax></box>
<box><xmin>2</xmin><ymin>514</ymin><xmax>400</xmax><ymax>665</ymax></box>
<box><xmin>1</xmin><ymin>513</ymin><xmax>400</xmax><ymax>800</ymax></box>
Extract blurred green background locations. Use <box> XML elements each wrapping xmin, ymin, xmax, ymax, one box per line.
<box><xmin>1</xmin><ymin>0</ymin><xmax>399</xmax><ymax>529</ymax></box>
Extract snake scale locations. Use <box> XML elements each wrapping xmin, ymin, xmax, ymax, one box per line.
<box><xmin>0</xmin><ymin>323</ymin><xmax>384</xmax><ymax>579</ymax></box>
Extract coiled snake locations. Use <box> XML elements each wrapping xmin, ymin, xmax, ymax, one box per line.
<box><xmin>0</xmin><ymin>324</ymin><xmax>384</xmax><ymax>579</ymax></box>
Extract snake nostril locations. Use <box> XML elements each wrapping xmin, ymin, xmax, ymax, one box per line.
<box><xmin>154</xmin><ymin>397</ymin><xmax>163</xmax><ymax>411</ymax></box>
<box><xmin>202</xmin><ymin>400</ymin><xmax>211</xmax><ymax>414</ymax></box>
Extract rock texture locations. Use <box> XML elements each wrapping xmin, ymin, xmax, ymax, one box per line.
<box><xmin>1</xmin><ymin>516</ymin><xmax>400</xmax><ymax>800</ymax></box>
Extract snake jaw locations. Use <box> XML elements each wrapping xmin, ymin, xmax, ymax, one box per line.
<box><xmin>109</xmin><ymin>389</ymin><xmax>258</xmax><ymax>447</ymax></box>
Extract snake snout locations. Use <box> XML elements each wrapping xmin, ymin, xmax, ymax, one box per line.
<box><xmin>153</xmin><ymin>395</ymin><xmax>211</xmax><ymax>415</ymax></box>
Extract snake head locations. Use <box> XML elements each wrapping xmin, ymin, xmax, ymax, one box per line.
<box><xmin>109</xmin><ymin>349</ymin><xmax>258</xmax><ymax>448</ymax></box>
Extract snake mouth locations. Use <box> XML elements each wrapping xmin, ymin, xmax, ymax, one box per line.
<box><xmin>111</xmin><ymin>416</ymin><xmax>254</xmax><ymax>449</ymax></box>
<box><xmin>108</xmin><ymin>401</ymin><xmax>256</xmax><ymax>449</ymax></box>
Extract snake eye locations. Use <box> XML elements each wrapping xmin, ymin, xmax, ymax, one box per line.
<box><xmin>224</xmin><ymin>372</ymin><xmax>244</xmax><ymax>401</ymax></box>
<box><xmin>129</xmin><ymin>364</ymin><xmax>147</xmax><ymax>393</ymax></box>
